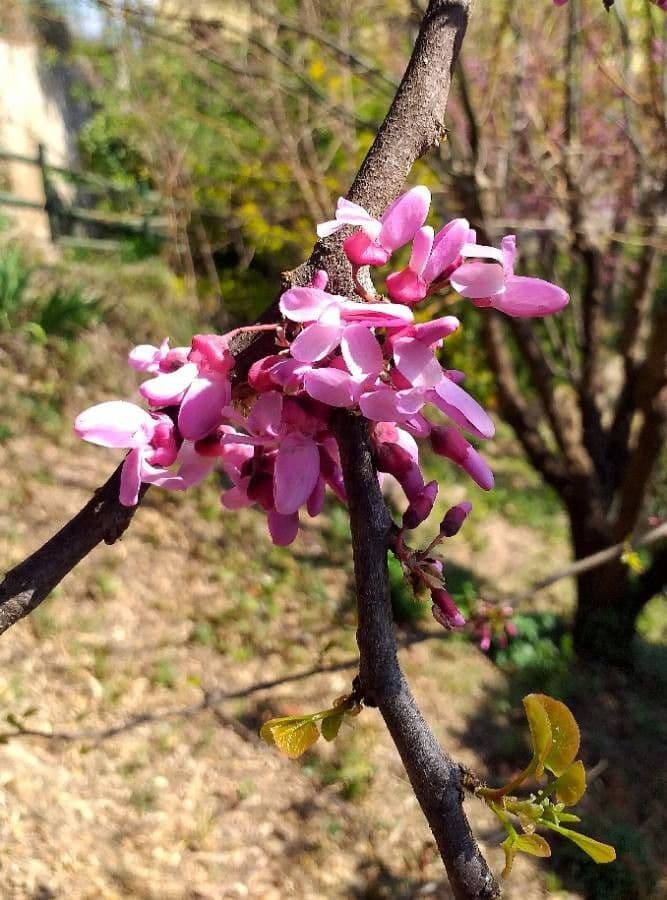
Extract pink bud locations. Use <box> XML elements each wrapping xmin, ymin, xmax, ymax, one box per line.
<box><xmin>431</xmin><ymin>588</ymin><xmax>466</xmax><ymax>629</ymax></box>
<box><xmin>248</xmin><ymin>355</ymin><xmax>283</xmax><ymax>392</ymax></box>
<box><xmin>403</xmin><ymin>480</ymin><xmax>438</xmax><ymax>530</ymax></box>
<box><xmin>440</xmin><ymin>501</ymin><xmax>472</xmax><ymax>537</ymax></box>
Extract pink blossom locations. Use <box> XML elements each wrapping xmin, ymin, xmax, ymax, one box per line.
<box><xmin>317</xmin><ymin>187</ymin><xmax>432</xmax><ymax>266</ymax></box>
<box><xmin>216</xmin><ymin>393</ymin><xmax>338</xmax><ymax>543</ymax></box>
<box><xmin>451</xmin><ymin>236</ymin><xmax>569</xmax><ymax>317</ymax></box>
<box><xmin>386</xmin><ymin>218</ymin><xmax>470</xmax><ymax>304</ymax></box>
<box><xmin>430</xmin><ymin>425</ymin><xmax>494</xmax><ymax>490</ymax></box>
<box><xmin>440</xmin><ymin>501</ymin><xmax>473</xmax><ymax>537</ymax></box>
<box><xmin>74</xmin><ymin>400</ymin><xmax>179</xmax><ymax>505</ymax></box>
<box><xmin>139</xmin><ymin>334</ymin><xmax>234</xmax><ymax>441</ymax></box>
<box><xmin>469</xmin><ymin>601</ymin><xmax>518</xmax><ymax>652</ymax></box>
<box><xmin>128</xmin><ymin>338</ymin><xmax>189</xmax><ymax>374</ymax></box>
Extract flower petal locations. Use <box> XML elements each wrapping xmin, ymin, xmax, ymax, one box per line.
<box><xmin>274</xmin><ymin>433</ymin><xmax>321</xmax><ymax>515</ymax></box>
<box><xmin>432</xmin><ymin>378</ymin><xmax>495</xmax><ymax>438</ymax></box>
<box><xmin>178</xmin><ymin>376</ymin><xmax>231</xmax><ymax>441</ymax></box>
<box><xmin>385</xmin><ymin>268</ymin><xmax>429</xmax><ymax>304</ymax></box>
<box><xmin>411</xmin><ymin>316</ymin><xmax>460</xmax><ymax>347</ymax></box>
<box><xmin>279</xmin><ymin>287</ymin><xmax>345</xmax><ymax>323</ymax></box>
<box><xmin>450</xmin><ymin>260</ymin><xmax>506</xmax><ymax>299</ymax></box>
<box><xmin>340</xmin><ymin>300</ymin><xmax>413</xmax><ymax>327</ymax></box>
<box><xmin>139</xmin><ymin>362</ymin><xmax>198</xmax><ymax>405</ymax></box>
<box><xmin>290</xmin><ymin>322</ymin><xmax>343</xmax><ymax>362</ymax></box>
<box><xmin>409</xmin><ymin>226</ymin><xmax>435</xmax><ymax>275</ymax></box>
<box><xmin>304</xmin><ymin>368</ymin><xmax>360</xmax><ymax>407</ymax></box>
<box><xmin>379</xmin><ymin>186</ymin><xmax>431</xmax><ymax>252</ymax></box>
<box><xmin>267</xmin><ymin>510</ymin><xmax>300</xmax><ymax>546</ymax></box>
<box><xmin>247</xmin><ymin>391</ymin><xmax>283</xmax><ymax>436</ymax></box>
<box><xmin>119</xmin><ymin>448</ymin><xmax>144</xmax><ymax>506</ymax></box>
<box><xmin>128</xmin><ymin>343</ymin><xmax>161</xmax><ymax>371</ymax></box>
<box><xmin>393</xmin><ymin>337</ymin><xmax>444</xmax><ymax>389</ymax></box>
<box><xmin>423</xmin><ymin>218</ymin><xmax>470</xmax><ymax>283</ymax></box>
<box><xmin>492</xmin><ymin>276</ymin><xmax>569</xmax><ymax>317</ymax></box>
<box><xmin>75</xmin><ymin>401</ymin><xmax>154</xmax><ymax>448</ymax></box>
<box><xmin>340</xmin><ymin>325</ymin><xmax>384</xmax><ymax>377</ymax></box>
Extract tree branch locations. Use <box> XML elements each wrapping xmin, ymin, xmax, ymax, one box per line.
<box><xmin>334</xmin><ymin>414</ymin><xmax>499</xmax><ymax>900</ymax></box>
<box><xmin>0</xmin><ymin>465</ymin><xmax>146</xmax><ymax>635</ymax></box>
<box><xmin>1</xmin><ymin>1</ymin><xmax>502</xmax><ymax>894</ymax></box>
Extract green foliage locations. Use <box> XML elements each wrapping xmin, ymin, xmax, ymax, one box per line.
<box><xmin>0</xmin><ymin>246</ymin><xmax>33</xmax><ymax>330</ymax></box>
<box><xmin>477</xmin><ymin>695</ymin><xmax>615</xmax><ymax>879</ymax></box>
<box><xmin>492</xmin><ymin>612</ymin><xmax>575</xmax><ymax>697</ymax></box>
<box><xmin>389</xmin><ymin>552</ymin><xmax>427</xmax><ymax>624</ymax></box>
<box><xmin>31</xmin><ymin>286</ymin><xmax>103</xmax><ymax>340</ymax></box>
<box><xmin>0</xmin><ymin>245</ymin><xmax>102</xmax><ymax>341</ymax></box>
<box><xmin>550</xmin><ymin>822</ymin><xmax>658</xmax><ymax>900</ymax></box>
<box><xmin>260</xmin><ymin>693</ymin><xmax>362</xmax><ymax>759</ymax></box>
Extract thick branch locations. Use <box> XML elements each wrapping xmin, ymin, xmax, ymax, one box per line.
<box><xmin>0</xmin><ymin>466</ymin><xmax>146</xmax><ymax>634</ymax></box>
<box><xmin>333</xmin><ymin>414</ymin><xmax>499</xmax><ymax>900</ymax></box>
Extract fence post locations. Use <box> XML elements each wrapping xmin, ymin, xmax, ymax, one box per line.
<box><xmin>38</xmin><ymin>143</ymin><xmax>62</xmax><ymax>243</ymax></box>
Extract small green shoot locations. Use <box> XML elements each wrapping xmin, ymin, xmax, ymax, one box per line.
<box><xmin>476</xmin><ymin>694</ymin><xmax>615</xmax><ymax>878</ymax></box>
<box><xmin>260</xmin><ymin>693</ymin><xmax>361</xmax><ymax>759</ymax></box>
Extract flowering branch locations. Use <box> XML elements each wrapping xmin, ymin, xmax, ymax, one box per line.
<box><xmin>0</xmin><ymin>1</ymin><xmax>579</xmax><ymax>895</ymax></box>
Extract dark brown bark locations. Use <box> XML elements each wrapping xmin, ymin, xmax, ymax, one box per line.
<box><xmin>334</xmin><ymin>414</ymin><xmax>499</xmax><ymax>900</ymax></box>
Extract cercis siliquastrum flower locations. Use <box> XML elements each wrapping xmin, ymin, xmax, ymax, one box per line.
<box><xmin>75</xmin><ymin>186</ymin><xmax>568</xmax><ymax>629</ymax></box>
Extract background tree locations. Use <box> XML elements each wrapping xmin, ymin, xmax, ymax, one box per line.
<box><xmin>69</xmin><ymin>0</ymin><xmax>666</xmax><ymax>662</ymax></box>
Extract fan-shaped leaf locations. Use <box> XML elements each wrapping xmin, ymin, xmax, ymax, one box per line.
<box><xmin>530</xmin><ymin>694</ymin><xmax>580</xmax><ymax>776</ymax></box>
<box><xmin>260</xmin><ymin>716</ymin><xmax>320</xmax><ymax>758</ymax></box>
<box><xmin>553</xmin><ymin>760</ymin><xmax>586</xmax><ymax>806</ymax></box>
<box><xmin>522</xmin><ymin>694</ymin><xmax>553</xmax><ymax>776</ymax></box>
<box><xmin>321</xmin><ymin>711</ymin><xmax>345</xmax><ymax>741</ymax></box>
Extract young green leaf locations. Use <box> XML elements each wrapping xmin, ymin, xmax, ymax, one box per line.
<box><xmin>556</xmin><ymin>811</ymin><xmax>581</xmax><ymax>823</ymax></box>
<box><xmin>515</xmin><ymin>833</ymin><xmax>551</xmax><ymax>858</ymax></box>
<box><xmin>509</xmin><ymin>798</ymin><xmax>543</xmax><ymax>834</ymax></box>
<box><xmin>529</xmin><ymin>694</ymin><xmax>580</xmax><ymax>776</ymax></box>
<box><xmin>552</xmin><ymin>759</ymin><xmax>586</xmax><ymax>806</ymax></box>
<box><xmin>321</xmin><ymin>710</ymin><xmax>345</xmax><ymax>741</ymax></box>
<box><xmin>553</xmin><ymin>826</ymin><xmax>616</xmax><ymax>864</ymax></box>
<box><xmin>522</xmin><ymin>694</ymin><xmax>553</xmax><ymax>777</ymax></box>
<box><xmin>260</xmin><ymin>716</ymin><xmax>320</xmax><ymax>758</ymax></box>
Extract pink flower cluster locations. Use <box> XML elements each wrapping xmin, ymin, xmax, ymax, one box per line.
<box><xmin>469</xmin><ymin>601</ymin><xmax>519</xmax><ymax>652</ymax></box>
<box><xmin>75</xmin><ymin>186</ymin><xmax>568</xmax><ymax>625</ymax></box>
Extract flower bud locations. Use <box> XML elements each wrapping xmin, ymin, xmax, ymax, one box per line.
<box><xmin>403</xmin><ymin>480</ymin><xmax>438</xmax><ymax>530</ymax></box>
<box><xmin>440</xmin><ymin>501</ymin><xmax>472</xmax><ymax>537</ymax></box>
<box><xmin>431</xmin><ymin>588</ymin><xmax>466</xmax><ymax>629</ymax></box>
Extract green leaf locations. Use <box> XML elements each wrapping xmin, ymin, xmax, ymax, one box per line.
<box><xmin>260</xmin><ymin>716</ymin><xmax>320</xmax><ymax>758</ymax></box>
<box><xmin>556</xmin><ymin>827</ymin><xmax>616</xmax><ymax>864</ymax></box>
<box><xmin>530</xmin><ymin>694</ymin><xmax>580</xmax><ymax>776</ymax></box>
<box><xmin>321</xmin><ymin>711</ymin><xmax>344</xmax><ymax>742</ymax></box>
<box><xmin>515</xmin><ymin>833</ymin><xmax>551</xmax><ymax>859</ymax></box>
<box><xmin>556</xmin><ymin>812</ymin><xmax>581</xmax><ymax>823</ymax></box>
<box><xmin>522</xmin><ymin>695</ymin><xmax>553</xmax><ymax>777</ymax></box>
<box><xmin>552</xmin><ymin>760</ymin><xmax>586</xmax><ymax>806</ymax></box>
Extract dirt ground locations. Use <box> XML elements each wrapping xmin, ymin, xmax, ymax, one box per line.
<box><xmin>0</xmin><ymin>321</ymin><xmax>663</xmax><ymax>900</ymax></box>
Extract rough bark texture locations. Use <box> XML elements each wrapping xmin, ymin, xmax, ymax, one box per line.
<box><xmin>334</xmin><ymin>414</ymin><xmax>500</xmax><ymax>900</ymax></box>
